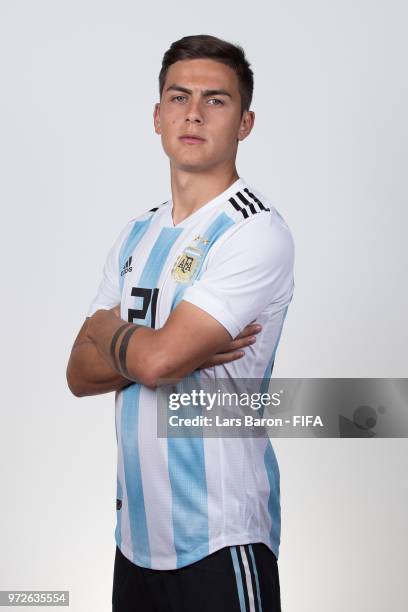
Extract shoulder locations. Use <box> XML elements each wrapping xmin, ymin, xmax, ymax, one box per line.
<box><xmin>214</xmin><ymin>181</ymin><xmax>294</xmax><ymax>260</ymax></box>
<box><xmin>223</xmin><ymin>181</ymin><xmax>274</xmax><ymax>222</ymax></box>
<box><xmin>107</xmin><ymin>199</ymin><xmax>170</xmax><ymax>255</ymax></box>
<box><xmin>120</xmin><ymin>199</ymin><xmax>169</xmax><ymax>237</ymax></box>
<box><xmin>128</xmin><ymin>199</ymin><xmax>169</xmax><ymax>226</ymax></box>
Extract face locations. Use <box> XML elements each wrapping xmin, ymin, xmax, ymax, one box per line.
<box><xmin>153</xmin><ymin>58</ymin><xmax>254</xmax><ymax>173</ymax></box>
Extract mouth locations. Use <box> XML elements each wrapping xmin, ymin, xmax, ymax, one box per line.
<box><xmin>178</xmin><ymin>135</ymin><xmax>206</xmax><ymax>144</ymax></box>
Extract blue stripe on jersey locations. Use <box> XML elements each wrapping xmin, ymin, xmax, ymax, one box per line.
<box><xmin>118</xmin><ymin>215</ymin><xmax>155</xmax><ymax>291</ymax></box>
<box><xmin>120</xmin><ymin>384</ymin><xmax>151</xmax><ymax>565</ymax></box>
<box><xmin>115</xmin><ymin>476</ymin><xmax>123</xmax><ymax>548</ymax></box>
<box><xmin>167</xmin><ymin>371</ymin><xmax>209</xmax><ymax>568</ymax></box>
<box><xmin>248</xmin><ymin>544</ymin><xmax>263</xmax><ymax>612</ymax></box>
<box><xmin>259</xmin><ymin>307</ymin><xmax>287</xmax><ymax>560</ymax></box>
<box><xmin>119</xmin><ymin>227</ymin><xmax>182</xmax><ymax>567</ymax></box>
<box><xmin>138</xmin><ymin>227</ymin><xmax>183</xmax><ymax>326</ymax></box>
<box><xmin>264</xmin><ymin>441</ymin><xmax>281</xmax><ymax>559</ymax></box>
<box><xmin>230</xmin><ymin>546</ymin><xmax>247</xmax><ymax>612</ymax></box>
<box><xmin>171</xmin><ymin>212</ymin><xmax>235</xmax><ymax>310</ymax></box>
<box><xmin>259</xmin><ymin>305</ymin><xmax>289</xmax><ymax>402</ymax></box>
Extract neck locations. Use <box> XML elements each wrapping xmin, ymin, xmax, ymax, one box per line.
<box><xmin>169</xmin><ymin>163</ymin><xmax>240</xmax><ymax>226</ymax></box>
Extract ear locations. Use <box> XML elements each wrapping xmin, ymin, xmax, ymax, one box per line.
<box><xmin>238</xmin><ymin>110</ymin><xmax>255</xmax><ymax>141</ymax></box>
<box><xmin>153</xmin><ymin>102</ymin><xmax>161</xmax><ymax>135</ymax></box>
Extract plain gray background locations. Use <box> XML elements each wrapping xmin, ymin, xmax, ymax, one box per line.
<box><xmin>1</xmin><ymin>1</ymin><xmax>407</xmax><ymax>610</ymax></box>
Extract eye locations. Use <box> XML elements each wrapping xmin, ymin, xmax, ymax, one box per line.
<box><xmin>207</xmin><ymin>98</ymin><xmax>224</xmax><ymax>106</ymax></box>
<box><xmin>171</xmin><ymin>95</ymin><xmax>187</xmax><ymax>103</ymax></box>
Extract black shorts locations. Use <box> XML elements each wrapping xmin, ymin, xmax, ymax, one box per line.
<box><xmin>112</xmin><ymin>542</ymin><xmax>281</xmax><ymax>611</ymax></box>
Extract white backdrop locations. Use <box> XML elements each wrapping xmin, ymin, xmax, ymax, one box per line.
<box><xmin>1</xmin><ymin>1</ymin><xmax>407</xmax><ymax>611</ymax></box>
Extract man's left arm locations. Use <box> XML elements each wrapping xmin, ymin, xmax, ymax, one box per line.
<box><xmin>87</xmin><ymin>302</ymin><xmax>239</xmax><ymax>388</ymax></box>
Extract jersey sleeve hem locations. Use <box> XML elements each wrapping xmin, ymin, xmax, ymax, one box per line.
<box><xmin>181</xmin><ymin>288</ymin><xmax>242</xmax><ymax>339</ymax></box>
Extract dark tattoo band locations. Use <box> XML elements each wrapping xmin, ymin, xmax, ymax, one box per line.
<box><xmin>110</xmin><ymin>324</ymin><xmax>132</xmax><ymax>372</ymax></box>
<box><xmin>118</xmin><ymin>325</ymin><xmax>142</xmax><ymax>378</ymax></box>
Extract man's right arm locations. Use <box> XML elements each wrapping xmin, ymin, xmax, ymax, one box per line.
<box><xmin>66</xmin><ymin>218</ymin><xmax>136</xmax><ymax>397</ymax></box>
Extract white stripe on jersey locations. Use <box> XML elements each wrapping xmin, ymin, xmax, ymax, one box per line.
<box><xmin>115</xmin><ymin>391</ymin><xmax>133</xmax><ymax>560</ymax></box>
<box><xmin>138</xmin><ymin>387</ymin><xmax>177</xmax><ymax>568</ymax></box>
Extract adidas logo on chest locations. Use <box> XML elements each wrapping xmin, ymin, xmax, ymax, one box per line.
<box><xmin>121</xmin><ymin>255</ymin><xmax>133</xmax><ymax>276</ymax></box>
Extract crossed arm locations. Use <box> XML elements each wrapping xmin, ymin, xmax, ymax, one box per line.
<box><xmin>66</xmin><ymin>301</ymin><xmax>262</xmax><ymax>396</ymax></box>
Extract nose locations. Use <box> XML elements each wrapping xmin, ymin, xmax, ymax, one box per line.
<box><xmin>185</xmin><ymin>98</ymin><xmax>204</xmax><ymax>124</ymax></box>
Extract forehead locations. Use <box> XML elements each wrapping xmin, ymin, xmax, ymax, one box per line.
<box><xmin>163</xmin><ymin>58</ymin><xmax>239</xmax><ymax>93</ymax></box>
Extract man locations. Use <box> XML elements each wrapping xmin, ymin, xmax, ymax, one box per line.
<box><xmin>66</xmin><ymin>34</ymin><xmax>294</xmax><ymax>612</ymax></box>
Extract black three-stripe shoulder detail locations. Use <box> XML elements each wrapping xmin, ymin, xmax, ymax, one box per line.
<box><xmin>229</xmin><ymin>188</ymin><xmax>270</xmax><ymax>220</ymax></box>
<box><xmin>243</xmin><ymin>188</ymin><xmax>270</xmax><ymax>211</ymax></box>
<box><xmin>149</xmin><ymin>200</ymin><xmax>168</xmax><ymax>213</ymax></box>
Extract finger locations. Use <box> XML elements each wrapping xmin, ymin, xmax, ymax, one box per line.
<box><xmin>199</xmin><ymin>350</ymin><xmax>245</xmax><ymax>369</ymax></box>
<box><xmin>218</xmin><ymin>329</ymin><xmax>259</xmax><ymax>353</ymax></box>
<box><xmin>234</xmin><ymin>322</ymin><xmax>262</xmax><ymax>340</ymax></box>
<box><xmin>227</xmin><ymin>335</ymin><xmax>257</xmax><ymax>351</ymax></box>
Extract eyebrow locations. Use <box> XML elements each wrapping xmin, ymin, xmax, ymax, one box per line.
<box><xmin>165</xmin><ymin>84</ymin><xmax>232</xmax><ymax>98</ymax></box>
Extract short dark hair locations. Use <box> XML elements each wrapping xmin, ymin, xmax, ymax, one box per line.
<box><xmin>158</xmin><ymin>34</ymin><xmax>254</xmax><ymax>116</ymax></box>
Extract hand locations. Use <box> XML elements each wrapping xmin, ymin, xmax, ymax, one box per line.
<box><xmin>87</xmin><ymin>306</ymin><xmax>121</xmax><ymax>342</ymax></box>
<box><xmin>110</xmin><ymin>304</ymin><xmax>121</xmax><ymax>318</ymax></box>
<box><xmin>197</xmin><ymin>321</ymin><xmax>262</xmax><ymax>369</ymax></box>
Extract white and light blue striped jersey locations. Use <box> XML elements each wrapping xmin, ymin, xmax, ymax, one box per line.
<box><xmin>86</xmin><ymin>176</ymin><xmax>295</xmax><ymax>570</ymax></box>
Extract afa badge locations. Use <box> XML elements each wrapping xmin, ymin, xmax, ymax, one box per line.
<box><xmin>171</xmin><ymin>235</ymin><xmax>209</xmax><ymax>284</ymax></box>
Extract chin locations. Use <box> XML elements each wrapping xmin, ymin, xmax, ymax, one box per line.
<box><xmin>172</xmin><ymin>160</ymin><xmax>210</xmax><ymax>173</ymax></box>
<box><xmin>167</xmin><ymin>151</ymin><xmax>211</xmax><ymax>172</ymax></box>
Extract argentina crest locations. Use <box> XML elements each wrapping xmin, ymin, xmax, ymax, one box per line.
<box><xmin>171</xmin><ymin>235</ymin><xmax>209</xmax><ymax>283</ymax></box>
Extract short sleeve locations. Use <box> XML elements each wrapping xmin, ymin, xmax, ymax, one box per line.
<box><xmin>86</xmin><ymin>220</ymin><xmax>133</xmax><ymax>318</ymax></box>
<box><xmin>182</xmin><ymin>211</ymin><xmax>295</xmax><ymax>338</ymax></box>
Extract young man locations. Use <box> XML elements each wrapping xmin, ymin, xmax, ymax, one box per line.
<box><xmin>67</xmin><ymin>34</ymin><xmax>294</xmax><ymax>612</ymax></box>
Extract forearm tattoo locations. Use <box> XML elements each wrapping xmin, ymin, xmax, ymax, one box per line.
<box><xmin>109</xmin><ymin>324</ymin><xmax>131</xmax><ymax>370</ymax></box>
<box><xmin>109</xmin><ymin>322</ymin><xmax>143</xmax><ymax>378</ymax></box>
<box><xmin>118</xmin><ymin>326</ymin><xmax>141</xmax><ymax>377</ymax></box>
